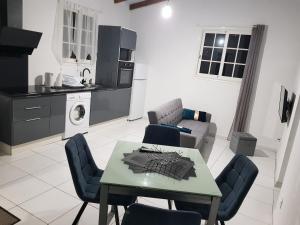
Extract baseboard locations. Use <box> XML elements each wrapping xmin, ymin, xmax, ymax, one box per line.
<box><xmin>215</xmin><ymin>134</ymin><xmax>280</xmax><ymax>152</ymax></box>
<box><xmin>256</xmin><ymin>136</ymin><xmax>280</xmax><ymax>152</ymax></box>
<box><xmin>0</xmin><ymin>134</ymin><xmax>62</xmax><ymax>155</ymax></box>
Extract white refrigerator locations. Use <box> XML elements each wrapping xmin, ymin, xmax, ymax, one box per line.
<box><xmin>128</xmin><ymin>63</ymin><xmax>148</xmax><ymax>121</ymax></box>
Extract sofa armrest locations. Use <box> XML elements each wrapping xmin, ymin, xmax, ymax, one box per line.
<box><xmin>148</xmin><ymin>111</ymin><xmax>158</xmax><ymax>124</ymax></box>
<box><xmin>180</xmin><ymin>133</ymin><xmax>197</xmax><ymax>148</ymax></box>
<box><xmin>206</xmin><ymin>113</ymin><xmax>212</xmax><ymax>123</ymax></box>
<box><xmin>208</xmin><ymin>122</ymin><xmax>217</xmax><ymax>137</ymax></box>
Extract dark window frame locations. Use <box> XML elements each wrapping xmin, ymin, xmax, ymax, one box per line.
<box><xmin>197</xmin><ymin>28</ymin><xmax>252</xmax><ymax>81</ymax></box>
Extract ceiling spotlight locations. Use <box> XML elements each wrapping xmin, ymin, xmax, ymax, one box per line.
<box><xmin>162</xmin><ymin>3</ymin><xmax>172</xmax><ymax>19</ymax></box>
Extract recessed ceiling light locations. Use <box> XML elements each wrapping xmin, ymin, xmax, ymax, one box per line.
<box><xmin>162</xmin><ymin>3</ymin><xmax>172</xmax><ymax>19</ymax></box>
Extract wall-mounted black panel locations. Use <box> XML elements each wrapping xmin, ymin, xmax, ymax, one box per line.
<box><xmin>0</xmin><ymin>55</ymin><xmax>28</xmax><ymax>89</ymax></box>
<box><xmin>6</xmin><ymin>0</ymin><xmax>22</xmax><ymax>28</ymax></box>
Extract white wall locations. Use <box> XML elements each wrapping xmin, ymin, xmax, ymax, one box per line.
<box><xmin>130</xmin><ymin>0</ymin><xmax>300</xmax><ymax>140</ymax></box>
<box><xmin>275</xmin><ymin>64</ymin><xmax>300</xmax><ymax>183</ymax></box>
<box><xmin>273</xmin><ymin>68</ymin><xmax>300</xmax><ymax>224</ymax></box>
<box><xmin>23</xmin><ymin>0</ymin><xmax>131</xmax><ymax>85</ymax></box>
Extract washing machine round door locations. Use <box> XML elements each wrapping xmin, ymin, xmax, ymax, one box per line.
<box><xmin>69</xmin><ymin>102</ymin><xmax>86</xmax><ymax>125</ymax></box>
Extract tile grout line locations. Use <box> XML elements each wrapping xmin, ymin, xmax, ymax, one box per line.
<box><xmin>10</xmin><ymin>205</ymin><xmax>48</xmax><ymax>225</ymax></box>
<box><xmin>47</xmin><ymin>201</ymin><xmax>82</xmax><ymax>224</ymax></box>
<box><xmin>209</xmin><ymin>143</ymin><xmax>228</xmax><ymax>171</ymax></box>
<box><xmin>238</xmin><ymin>211</ymin><xmax>272</xmax><ymax>225</ymax></box>
<box><xmin>16</xmin><ymin>186</ymin><xmax>81</xmax><ymax>224</ymax></box>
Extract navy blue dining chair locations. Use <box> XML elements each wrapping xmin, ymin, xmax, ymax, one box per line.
<box><xmin>175</xmin><ymin>154</ymin><xmax>258</xmax><ymax>225</ymax></box>
<box><xmin>143</xmin><ymin>124</ymin><xmax>180</xmax><ymax>209</ymax></box>
<box><xmin>143</xmin><ymin>124</ymin><xmax>180</xmax><ymax>147</ymax></box>
<box><xmin>65</xmin><ymin>133</ymin><xmax>136</xmax><ymax>225</ymax></box>
<box><xmin>121</xmin><ymin>203</ymin><xmax>201</xmax><ymax>225</ymax></box>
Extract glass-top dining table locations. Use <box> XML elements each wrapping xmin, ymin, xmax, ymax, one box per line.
<box><xmin>98</xmin><ymin>141</ymin><xmax>222</xmax><ymax>225</ymax></box>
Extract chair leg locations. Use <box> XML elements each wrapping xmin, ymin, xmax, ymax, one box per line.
<box><xmin>72</xmin><ymin>202</ymin><xmax>88</xmax><ymax>225</ymax></box>
<box><xmin>114</xmin><ymin>205</ymin><xmax>120</xmax><ymax>225</ymax></box>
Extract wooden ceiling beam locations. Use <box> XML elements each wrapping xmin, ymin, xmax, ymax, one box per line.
<box><xmin>114</xmin><ymin>0</ymin><xmax>127</xmax><ymax>3</ymax></box>
<box><xmin>129</xmin><ymin>0</ymin><xmax>168</xmax><ymax>10</ymax></box>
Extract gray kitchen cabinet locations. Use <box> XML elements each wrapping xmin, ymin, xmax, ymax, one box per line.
<box><xmin>96</xmin><ymin>26</ymin><xmax>137</xmax><ymax>88</ymax></box>
<box><xmin>120</xmin><ymin>28</ymin><xmax>137</xmax><ymax>50</ymax></box>
<box><xmin>12</xmin><ymin>96</ymin><xmax>51</xmax><ymax>122</ymax></box>
<box><xmin>12</xmin><ymin>118</ymin><xmax>50</xmax><ymax>145</ymax></box>
<box><xmin>0</xmin><ymin>94</ymin><xmax>67</xmax><ymax>146</ymax></box>
<box><xmin>11</xmin><ymin>95</ymin><xmax>51</xmax><ymax>145</ymax></box>
<box><xmin>90</xmin><ymin>88</ymin><xmax>132</xmax><ymax>125</ymax></box>
<box><xmin>50</xmin><ymin>94</ymin><xmax>66</xmax><ymax>135</ymax></box>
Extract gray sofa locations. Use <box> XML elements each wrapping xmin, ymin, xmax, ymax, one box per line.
<box><xmin>147</xmin><ymin>98</ymin><xmax>216</xmax><ymax>151</ymax></box>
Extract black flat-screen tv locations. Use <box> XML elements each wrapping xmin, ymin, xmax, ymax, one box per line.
<box><xmin>279</xmin><ymin>85</ymin><xmax>288</xmax><ymax>123</ymax></box>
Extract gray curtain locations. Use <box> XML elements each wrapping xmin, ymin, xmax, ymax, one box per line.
<box><xmin>228</xmin><ymin>25</ymin><xmax>266</xmax><ymax>139</ymax></box>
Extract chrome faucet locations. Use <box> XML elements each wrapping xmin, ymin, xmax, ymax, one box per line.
<box><xmin>81</xmin><ymin>68</ymin><xmax>91</xmax><ymax>84</ymax></box>
<box><xmin>82</xmin><ymin>68</ymin><xmax>91</xmax><ymax>77</ymax></box>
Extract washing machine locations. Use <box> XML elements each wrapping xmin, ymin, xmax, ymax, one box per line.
<box><xmin>63</xmin><ymin>92</ymin><xmax>91</xmax><ymax>139</ymax></box>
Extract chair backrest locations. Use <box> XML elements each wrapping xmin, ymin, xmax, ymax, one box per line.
<box><xmin>216</xmin><ymin>154</ymin><xmax>258</xmax><ymax>221</ymax></box>
<box><xmin>143</xmin><ymin>124</ymin><xmax>180</xmax><ymax>147</ymax></box>
<box><xmin>65</xmin><ymin>133</ymin><xmax>100</xmax><ymax>201</ymax></box>
<box><xmin>122</xmin><ymin>203</ymin><xmax>201</xmax><ymax>225</ymax></box>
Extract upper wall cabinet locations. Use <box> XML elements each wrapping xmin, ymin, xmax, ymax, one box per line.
<box><xmin>120</xmin><ymin>28</ymin><xmax>137</xmax><ymax>50</ymax></box>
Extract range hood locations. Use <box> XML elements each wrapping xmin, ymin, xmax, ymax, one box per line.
<box><xmin>0</xmin><ymin>0</ymin><xmax>42</xmax><ymax>55</ymax></box>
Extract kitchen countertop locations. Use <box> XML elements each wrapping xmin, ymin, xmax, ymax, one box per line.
<box><xmin>0</xmin><ymin>85</ymin><xmax>116</xmax><ymax>97</ymax></box>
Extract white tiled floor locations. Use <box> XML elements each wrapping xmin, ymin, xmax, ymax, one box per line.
<box><xmin>0</xmin><ymin>118</ymin><xmax>275</xmax><ymax>225</ymax></box>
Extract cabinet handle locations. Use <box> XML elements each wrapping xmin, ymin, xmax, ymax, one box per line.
<box><xmin>25</xmin><ymin>106</ymin><xmax>41</xmax><ymax>110</ymax></box>
<box><xmin>25</xmin><ymin>118</ymin><xmax>41</xmax><ymax>122</ymax></box>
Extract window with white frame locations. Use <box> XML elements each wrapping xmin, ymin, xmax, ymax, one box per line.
<box><xmin>62</xmin><ymin>2</ymin><xmax>97</xmax><ymax>64</ymax></box>
<box><xmin>197</xmin><ymin>28</ymin><xmax>252</xmax><ymax>80</ymax></box>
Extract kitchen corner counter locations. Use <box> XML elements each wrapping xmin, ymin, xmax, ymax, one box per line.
<box><xmin>0</xmin><ymin>85</ymin><xmax>113</xmax><ymax>97</ymax></box>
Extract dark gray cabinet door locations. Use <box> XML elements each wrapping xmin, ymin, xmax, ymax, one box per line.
<box><xmin>11</xmin><ymin>96</ymin><xmax>51</xmax><ymax>145</ymax></box>
<box><xmin>90</xmin><ymin>88</ymin><xmax>132</xmax><ymax>125</ymax></box>
<box><xmin>120</xmin><ymin>28</ymin><xmax>137</xmax><ymax>50</ymax></box>
<box><xmin>50</xmin><ymin>94</ymin><xmax>66</xmax><ymax>135</ymax></box>
<box><xmin>13</xmin><ymin>96</ymin><xmax>51</xmax><ymax>122</ymax></box>
<box><xmin>12</xmin><ymin>118</ymin><xmax>50</xmax><ymax>145</ymax></box>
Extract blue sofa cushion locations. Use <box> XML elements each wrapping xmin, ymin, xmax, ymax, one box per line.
<box><xmin>182</xmin><ymin>108</ymin><xmax>207</xmax><ymax>122</ymax></box>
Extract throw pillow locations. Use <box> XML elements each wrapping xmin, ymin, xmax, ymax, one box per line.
<box><xmin>182</xmin><ymin>108</ymin><xmax>207</xmax><ymax>122</ymax></box>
